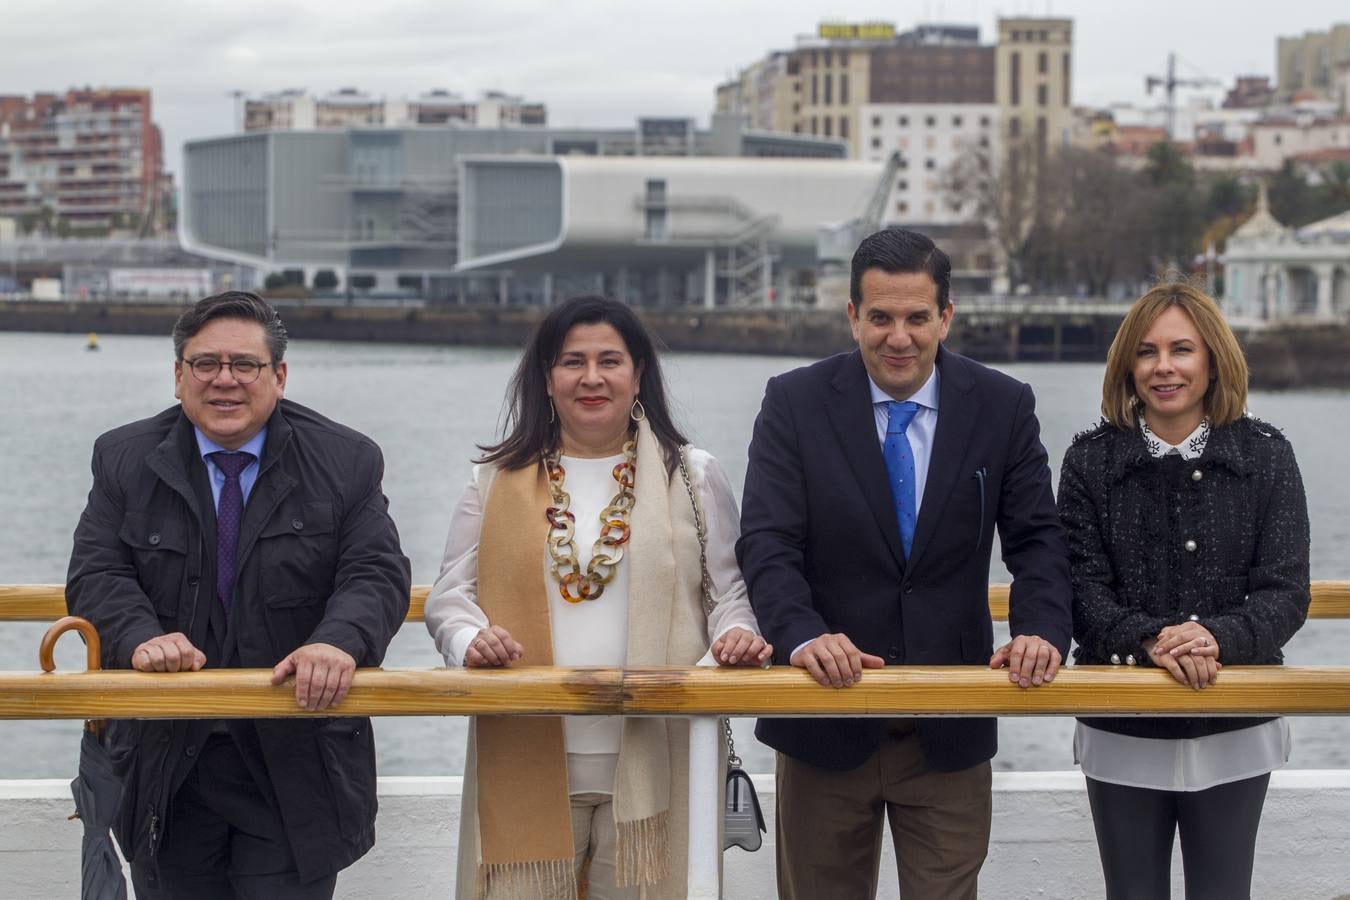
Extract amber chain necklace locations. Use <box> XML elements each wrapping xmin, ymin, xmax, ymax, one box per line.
<box><xmin>543</xmin><ymin>439</ymin><xmax>637</xmax><ymax>603</ymax></box>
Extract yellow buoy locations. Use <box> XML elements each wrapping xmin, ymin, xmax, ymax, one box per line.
<box><xmin>86</xmin><ymin>332</ymin><xmax>100</xmax><ymax>351</ymax></box>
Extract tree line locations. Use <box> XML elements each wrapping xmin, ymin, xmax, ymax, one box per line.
<box><xmin>943</xmin><ymin>141</ymin><xmax>1350</xmax><ymax>297</ymax></box>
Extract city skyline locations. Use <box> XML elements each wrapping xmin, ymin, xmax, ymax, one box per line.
<box><xmin>2</xmin><ymin>0</ymin><xmax>1347</xmax><ymax>177</ymax></box>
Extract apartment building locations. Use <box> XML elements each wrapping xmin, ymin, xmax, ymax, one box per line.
<box><xmin>0</xmin><ymin>88</ymin><xmax>168</xmax><ymax>235</ymax></box>
<box><xmin>715</xmin><ymin>19</ymin><xmax>1072</xmax><ymax>158</ymax></box>
<box><xmin>995</xmin><ymin>18</ymin><xmax>1074</xmax><ymax>152</ymax></box>
<box><xmin>1277</xmin><ymin>24</ymin><xmax>1350</xmax><ymax>99</ymax></box>
<box><xmin>242</xmin><ymin>88</ymin><xmax>546</xmax><ymax>132</ymax></box>
<box><xmin>859</xmin><ymin>104</ymin><xmax>999</xmax><ymax>224</ymax></box>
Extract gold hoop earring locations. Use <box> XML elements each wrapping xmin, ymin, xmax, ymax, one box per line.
<box><xmin>549</xmin><ymin>399</ymin><xmax>556</xmax><ymax>423</ymax></box>
<box><xmin>630</xmin><ymin>398</ymin><xmax>646</xmax><ymax>422</ymax></box>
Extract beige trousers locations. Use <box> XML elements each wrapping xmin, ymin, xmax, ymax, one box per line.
<box><xmin>571</xmin><ymin>791</ymin><xmax>640</xmax><ymax>900</ymax></box>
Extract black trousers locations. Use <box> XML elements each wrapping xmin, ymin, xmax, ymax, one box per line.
<box><xmin>130</xmin><ymin>733</ymin><xmax>337</xmax><ymax>900</ymax></box>
<box><xmin>1085</xmin><ymin>773</ymin><xmax>1271</xmax><ymax>900</ymax></box>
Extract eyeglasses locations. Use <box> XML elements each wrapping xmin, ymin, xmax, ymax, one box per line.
<box><xmin>182</xmin><ymin>357</ymin><xmax>272</xmax><ymax>384</ymax></box>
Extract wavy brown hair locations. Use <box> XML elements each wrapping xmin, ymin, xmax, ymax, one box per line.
<box><xmin>1101</xmin><ymin>281</ymin><xmax>1248</xmax><ymax>430</ymax></box>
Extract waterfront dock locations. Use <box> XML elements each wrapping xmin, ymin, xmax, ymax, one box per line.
<box><xmin>2</xmin><ymin>298</ymin><xmax>1348</xmax><ymax>388</ymax></box>
<box><xmin>4</xmin><ymin>770</ymin><xmax>1348</xmax><ymax>899</ymax></box>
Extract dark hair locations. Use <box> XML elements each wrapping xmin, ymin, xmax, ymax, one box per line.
<box><xmin>849</xmin><ymin>227</ymin><xmax>952</xmax><ymax>312</ymax></box>
<box><xmin>477</xmin><ymin>295</ymin><xmax>688</xmax><ymax>471</ymax></box>
<box><xmin>172</xmin><ymin>291</ymin><xmax>288</xmax><ymax>363</ymax></box>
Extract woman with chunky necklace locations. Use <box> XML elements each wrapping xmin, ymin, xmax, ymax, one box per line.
<box><xmin>425</xmin><ymin>295</ymin><xmax>771</xmax><ymax>899</ymax></box>
<box><xmin>1060</xmin><ymin>282</ymin><xmax>1310</xmax><ymax>899</ymax></box>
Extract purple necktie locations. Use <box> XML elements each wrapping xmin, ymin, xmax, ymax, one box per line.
<box><xmin>209</xmin><ymin>451</ymin><xmax>255</xmax><ymax>618</ymax></box>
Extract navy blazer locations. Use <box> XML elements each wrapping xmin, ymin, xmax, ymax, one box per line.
<box><xmin>737</xmin><ymin>346</ymin><xmax>1072</xmax><ymax>772</ymax></box>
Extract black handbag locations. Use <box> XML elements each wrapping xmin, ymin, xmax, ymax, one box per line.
<box><xmin>679</xmin><ymin>447</ymin><xmax>769</xmax><ymax>853</ymax></box>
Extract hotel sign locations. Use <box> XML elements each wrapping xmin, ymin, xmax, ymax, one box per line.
<box><xmin>818</xmin><ymin>21</ymin><xmax>896</xmax><ymax>40</ymax></box>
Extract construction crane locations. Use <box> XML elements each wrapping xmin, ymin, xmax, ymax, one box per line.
<box><xmin>1146</xmin><ymin>53</ymin><xmax>1221</xmax><ymax>141</ymax></box>
<box><xmin>814</xmin><ymin>151</ymin><xmax>904</xmax><ymax>305</ymax></box>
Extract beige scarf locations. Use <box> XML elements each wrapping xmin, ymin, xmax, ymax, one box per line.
<box><xmin>472</xmin><ymin>419</ymin><xmax>703</xmax><ymax>898</ymax></box>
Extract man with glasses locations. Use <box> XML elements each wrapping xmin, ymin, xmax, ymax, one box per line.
<box><xmin>67</xmin><ymin>291</ymin><xmax>411</xmax><ymax>898</ymax></box>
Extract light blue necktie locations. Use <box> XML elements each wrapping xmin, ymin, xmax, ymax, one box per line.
<box><xmin>883</xmin><ymin>401</ymin><xmax>920</xmax><ymax>560</ymax></box>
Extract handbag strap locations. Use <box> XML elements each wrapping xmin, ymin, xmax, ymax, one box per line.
<box><xmin>678</xmin><ymin>445</ymin><xmax>742</xmax><ymax>769</ymax></box>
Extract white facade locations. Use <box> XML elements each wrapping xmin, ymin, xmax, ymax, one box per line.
<box><xmin>1224</xmin><ymin>187</ymin><xmax>1350</xmax><ymax>323</ymax></box>
<box><xmin>1251</xmin><ymin>117</ymin><xmax>1350</xmax><ymax>169</ymax></box>
<box><xmin>243</xmin><ymin>90</ymin><xmax>316</xmax><ymax>130</ymax></box>
<box><xmin>242</xmin><ymin>89</ymin><xmax>545</xmax><ymax>133</ymax></box>
<box><xmin>858</xmin><ymin>103</ymin><xmax>999</xmax><ymax>225</ymax></box>
<box><xmin>457</xmin><ymin>155</ymin><xmax>883</xmax><ymax>307</ymax></box>
<box><xmin>459</xmin><ymin>155</ymin><xmax>881</xmax><ymax>265</ymax></box>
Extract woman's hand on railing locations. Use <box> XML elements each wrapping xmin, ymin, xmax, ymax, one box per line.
<box><xmin>466</xmin><ymin>626</ymin><xmax>524</xmax><ymax>667</ymax></box>
<box><xmin>711</xmin><ymin>627</ymin><xmax>772</xmax><ymax>668</ymax></box>
<box><xmin>1152</xmin><ymin>622</ymin><xmax>1221</xmax><ymax>660</ymax></box>
<box><xmin>1144</xmin><ymin>637</ymin><xmax>1221</xmax><ymax>690</ymax></box>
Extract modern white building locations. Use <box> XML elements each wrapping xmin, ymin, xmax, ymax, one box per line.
<box><xmin>455</xmin><ymin>155</ymin><xmax>883</xmax><ymax>307</ymax></box>
<box><xmin>180</xmin><ymin>116</ymin><xmax>853</xmax><ymax>303</ymax></box>
<box><xmin>1224</xmin><ymin>186</ymin><xmax>1350</xmax><ymax>322</ymax></box>
<box><xmin>858</xmin><ymin>103</ymin><xmax>999</xmax><ymax>224</ymax></box>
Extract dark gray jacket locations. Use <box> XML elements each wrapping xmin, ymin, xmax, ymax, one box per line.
<box><xmin>1058</xmin><ymin>416</ymin><xmax>1310</xmax><ymax>739</ymax></box>
<box><xmin>67</xmin><ymin>399</ymin><xmax>411</xmax><ymax>881</ymax></box>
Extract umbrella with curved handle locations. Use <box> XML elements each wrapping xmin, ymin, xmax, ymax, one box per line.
<box><xmin>41</xmin><ymin>615</ymin><xmax>128</xmax><ymax>900</ymax></box>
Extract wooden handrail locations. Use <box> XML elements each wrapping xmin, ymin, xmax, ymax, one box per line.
<box><xmin>4</xmin><ymin>582</ymin><xmax>1349</xmax><ymax>622</ymax></box>
<box><xmin>3</xmin><ymin>665</ymin><xmax>1350</xmax><ymax>720</ymax></box>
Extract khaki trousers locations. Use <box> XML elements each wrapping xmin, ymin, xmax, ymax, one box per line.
<box><xmin>571</xmin><ymin>791</ymin><xmax>639</xmax><ymax>900</ymax></box>
<box><xmin>775</xmin><ymin>721</ymin><xmax>992</xmax><ymax>900</ymax></box>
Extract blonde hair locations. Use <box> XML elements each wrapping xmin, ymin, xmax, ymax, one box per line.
<box><xmin>1101</xmin><ymin>281</ymin><xmax>1248</xmax><ymax>430</ymax></box>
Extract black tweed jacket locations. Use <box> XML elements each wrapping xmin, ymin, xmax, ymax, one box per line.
<box><xmin>1057</xmin><ymin>416</ymin><xmax>1310</xmax><ymax>739</ymax></box>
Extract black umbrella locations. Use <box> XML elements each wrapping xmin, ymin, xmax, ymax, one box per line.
<box><xmin>41</xmin><ymin>616</ymin><xmax>128</xmax><ymax>900</ymax></box>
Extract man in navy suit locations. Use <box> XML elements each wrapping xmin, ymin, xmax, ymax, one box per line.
<box><xmin>737</xmin><ymin>228</ymin><xmax>1072</xmax><ymax>899</ymax></box>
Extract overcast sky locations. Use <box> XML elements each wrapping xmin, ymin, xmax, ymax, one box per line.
<box><xmin>3</xmin><ymin>0</ymin><xmax>1346</xmax><ymax>176</ymax></box>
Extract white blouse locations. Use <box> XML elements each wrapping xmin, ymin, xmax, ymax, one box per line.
<box><xmin>424</xmin><ymin>448</ymin><xmax>761</xmax><ymax>794</ymax></box>
<box><xmin>1075</xmin><ymin>416</ymin><xmax>1291</xmax><ymax>792</ymax></box>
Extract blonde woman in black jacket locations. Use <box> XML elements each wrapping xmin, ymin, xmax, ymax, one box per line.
<box><xmin>1058</xmin><ymin>282</ymin><xmax>1310</xmax><ymax>900</ymax></box>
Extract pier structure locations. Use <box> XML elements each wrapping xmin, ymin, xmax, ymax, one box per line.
<box><xmin>3</xmin><ymin>296</ymin><xmax>1350</xmax><ymax>386</ymax></box>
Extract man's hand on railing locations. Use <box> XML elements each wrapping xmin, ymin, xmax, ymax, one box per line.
<box><xmin>989</xmin><ymin>635</ymin><xmax>1061</xmax><ymax>688</ymax></box>
<box><xmin>271</xmin><ymin>643</ymin><xmax>356</xmax><ymax>711</ymax></box>
<box><xmin>710</xmin><ymin>627</ymin><xmax>772</xmax><ymax>667</ymax></box>
<box><xmin>465</xmin><ymin>626</ymin><xmax>524</xmax><ymax>668</ymax></box>
<box><xmin>131</xmin><ymin>633</ymin><xmax>206</xmax><ymax>673</ymax></box>
<box><xmin>791</xmin><ymin>633</ymin><xmax>886</xmax><ymax>688</ymax></box>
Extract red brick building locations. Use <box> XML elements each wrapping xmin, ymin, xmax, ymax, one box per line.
<box><xmin>0</xmin><ymin>87</ymin><xmax>169</xmax><ymax>235</ymax></box>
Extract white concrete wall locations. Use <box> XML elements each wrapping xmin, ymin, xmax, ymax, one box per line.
<box><xmin>3</xmin><ymin>771</ymin><xmax>1348</xmax><ymax>900</ymax></box>
<box><xmin>858</xmin><ymin>103</ymin><xmax>1001</xmax><ymax>226</ymax></box>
